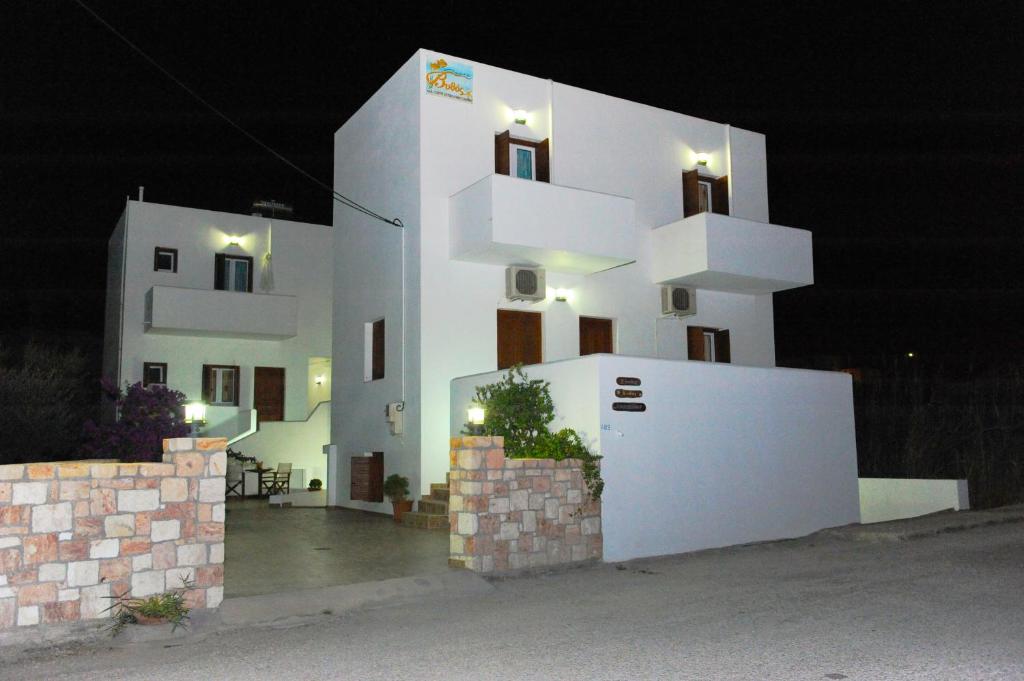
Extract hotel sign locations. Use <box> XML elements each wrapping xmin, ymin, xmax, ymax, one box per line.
<box><xmin>425</xmin><ymin>57</ymin><xmax>473</xmax><ymax>102</ymax></box>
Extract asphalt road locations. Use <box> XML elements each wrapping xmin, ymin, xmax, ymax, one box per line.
<box><xmin>5</xmin><ymin>521</ymin><xmax>1024</xmax><ymax>680</ymax></box>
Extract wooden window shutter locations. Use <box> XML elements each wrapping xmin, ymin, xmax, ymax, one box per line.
<box><xmin>714</xmin><ymin>330</ymin><xmax>731</xmax><ymax>363</ymax></box>
<box><xmin>214</xmin><ymin>254</ymin><xmax>226</xmax><ymax>290</ymax></box>
<box><xmin>371</xmin><ymin>319</ymin><xmax>385</xmax><ymax>380</ymax></box>
<box><xmin>536</xmin><ymin>138</ymin><xmax>550</xmax><ymax>183</ymax></box>
<box><xmin>494</xmin><ymin>131</ymin><xmax>511</xmax><ymax>176</ymax></box>
<box><xmin>201</xmin><ymin>365</ymin><xmax>214</xmax><ymax>402</ymax></box>
<box><xmin>245</xmin><ymin>258</ymin><xmax>254</xmax><ymax>293</ymax></box>
<box><xmin>231</xmin><ymin>365</ymin><xmax>241</xmax><ymax>405</ymax></box>
<box><xmin>686</xmin><ymin>326</ymin><xmax>704</xmax><ymax>360</ymax></box>
<box><xmin>682</xmin><ymin>170</ymin><xmax>700</xmax><ymax>218</ymax></box>
<box><xmin>712</xmin><ymin>176</ymin><xmax>730</xmax><ymax>215</ymax></box>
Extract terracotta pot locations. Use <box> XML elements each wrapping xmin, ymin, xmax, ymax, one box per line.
<box><xmin>391</xmin><ymin>499</ymin><xmax>413</xmax><ymax>523</ymax></box>
<box><xmin>132</xmin><ymin>613</ymin><xmax>167</xmax><ymax>626</ymax></box>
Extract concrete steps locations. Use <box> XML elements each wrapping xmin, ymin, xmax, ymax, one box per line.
<box><xmin>401</xmin><ymin>478</ymin><xmax>451</xmax><ymax>530</ymax></box>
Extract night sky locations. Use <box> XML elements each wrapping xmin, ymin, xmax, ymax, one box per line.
<box><xmin>4</xmin><ymin>1</ymin><xmax>1022</xmax><ymax>373</ymax></box>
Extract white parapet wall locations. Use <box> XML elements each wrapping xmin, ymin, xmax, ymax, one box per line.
<box><xmin>858</xmin><ymin>478</ymin><xmax>970</xmax><ymax>524</ymax></box>
<box><xmin>452</xmin><ymin>354</ymin><xmax>861</xmax><ymax>562</ymax></box>
<box><xmin>232</xmin><ymin>401</ymin><xmax>331</xmax><ymax>493</ymax></box>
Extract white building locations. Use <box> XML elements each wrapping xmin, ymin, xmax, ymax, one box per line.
<box><xmin>102</xmin><ymin>198</ymin><xmax>333</xmax><ymax>488</ymax></box>
<box><xmin>329</xmin><ymin>49</ymin><xmax>843</xmax><ymax>528</ymax></box>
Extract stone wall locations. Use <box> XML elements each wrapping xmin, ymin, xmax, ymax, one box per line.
<box><xmin>0</xmin><ymin>438</ymin><xmax>227</xmax><ymax>629</ymax></box>
<box><xmin>448</xmin><ymin>436</ymin><xmax>601</xmax><ymax>573</ymax></box>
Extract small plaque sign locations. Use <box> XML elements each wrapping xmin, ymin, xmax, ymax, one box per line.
<box><xmin>616</xmin><ymin>377</ymin><xmax>641</xmax><ymax>386</ymax></box>
<box><xmin>612</xmin><ymin>402</ymin><xmax>646</xmax><ymax>412</ymax></box>
<box><xmin>614</xmin><ymin>388</ymin><xmax>643</xmax><ymax>398</ymax></box>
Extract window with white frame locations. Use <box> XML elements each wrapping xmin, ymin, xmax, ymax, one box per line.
<box><xmin>143</xmin><ymin>362</ymin><xmax>167</xmax><ymax>387</ymax></box>
<box><xmin>214</xmin><ymin>254</ymin><xmax>253</xmax><ymax>292</ymax></box>
<box><xmin>510</xmin><ymin>144</ymin><xmax>535</xmax><ymax>180</ymax></box>
<box><xmin>202</xmin><ymin>364</ymin><xmax>240</xmax><ymax>406</ymax></box>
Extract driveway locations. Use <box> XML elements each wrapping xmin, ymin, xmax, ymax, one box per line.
<box><xmin>223</xmin><ymin>498</ymin><xmax>449</xmax><ymax>597</ymax></box>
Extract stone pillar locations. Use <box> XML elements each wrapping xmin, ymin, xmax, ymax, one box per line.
<box><xmin>448</xmin><ymin>436</ymin><xmax>601</xmax><ymax>574</ymax></box>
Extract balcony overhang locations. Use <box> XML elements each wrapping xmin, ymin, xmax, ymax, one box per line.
<box><xmin>449</xmin><ymin>174</ymin><xmax>636</xmax><ymax>275</ymax></box>
<box><xmin>651</xmin><ymin>212</ymin><xmax>814</xmax><ymax>294</ymax></box>
<box><xmin>145</xmin><ymin>286</ymin><xmax>298</xmax><ymax>340</ymax></box>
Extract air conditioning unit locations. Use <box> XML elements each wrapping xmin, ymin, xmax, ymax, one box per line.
<box><xmin>661</xmin><ymin>285</ymin><xmax>697</xmax><ymax>316</ymax></box>
<box><xmin>505</xmin><ymin>266</ymin><xmax>546</xmax><ymax>302</ymax></box>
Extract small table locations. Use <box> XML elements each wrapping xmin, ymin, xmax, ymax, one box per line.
<box><xmin>246</xmin><ymin>466</ymin><xmax>275</xmax><ymax>498</ymax></box>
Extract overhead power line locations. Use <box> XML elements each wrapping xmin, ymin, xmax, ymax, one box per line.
<box><xmin>72</xmin><ymin>0</ymin><xmax>402</xmax><ymax>228</ymax></box>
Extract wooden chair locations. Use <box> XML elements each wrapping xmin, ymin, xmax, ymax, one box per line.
<box><xmin>226</xmin><ymin>458</ymin><xmax>245</xmax><ymax>497</ymax></box>
<box><xmin>261</xmin><ymin>462</ymin><xmax>292</xmax><ymax>496</ymax></box>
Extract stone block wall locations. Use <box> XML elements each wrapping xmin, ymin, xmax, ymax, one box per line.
<box><xmin>448</xmin><ymin>436</ymin><xmax>601</xmax><ymax>573</ymax></box>
<box><xmin>0</xmin><ymin>438</ymin><xmax>227</xmax><ymax>629</ymax></box>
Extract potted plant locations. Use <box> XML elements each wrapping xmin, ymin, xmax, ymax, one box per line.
<box><xmin>307</xmin><ymin>478</ymin><xmax>323</xmax><ymax>492</ymax></box>
<box><xmin>103</xmin><ymin>578</ymin><xmax>195</xmax><ymax>636</ymax></box>
<box><xmin>383</xmin><ymin>473</ymin><xmax>412</xmax><ymax>522</ymax></box>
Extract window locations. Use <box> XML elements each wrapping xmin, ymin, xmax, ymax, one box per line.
<box><xmin>143</xmin><ymin>362</ymin><xmax>167</xmax><ymax>387</ymax></box>
<box><xmin>494</xmin><ymin>131</ymin><xmax>550</xmax><ymax>182</ymax></box>
<box><xmin>202</xmin><ymin>364</ymin><xmax>240</xmax><ymax>406</ymax></box>
<box><xmin>682</xmin><ymin>170</ymin><xmax>729</xmax><ymax>217</ymax></box>
<box><xmin>214</xmin><ymin>254</ymin><xmax>253</xmax><ymax>292</ymax></box>
<box><xmin>154</xmin><ymin>247</ymin><xmax>178</xmax><ymax>273</ymax></box>
<box><xmin>510</xmin><ymin>144</ymin><xmax>535</xmax><ymax>180</ymax></box>
<box><xmin>364</xmin><ymin>319</ymin><xmax>385</xmax><ymax>382</ymax></box>
<box><xmin>687</xmin><ymin>326</ymin><xmax>731</xmax><ymax>364</ymax></box>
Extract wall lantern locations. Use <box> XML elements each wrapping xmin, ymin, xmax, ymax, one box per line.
<box><xmin>184</xmin><ymin>402</ymin><xmax>207</xmax><ymax>436</ymax></box>
<box><xmin>227</xmin><ymin>235</ymin><xmax>241</xmax><ymax>246</ymax></box>
<box><xmin>554</xmin><ymin>288</ymin><xmax>570</xmax><ymax>302</ymax></box>
<box><xmin>467</xmin><ymin>405</ymin><xmax>486</xmax><ymax>435</ymax></box>
<box><xmin>695</xmin><ymin>152</ymin><xmax>711</xmax><ymax>167</ymax></box>
<box><xmin>513</xmin><ymin>109</ymin><xmax>528</xmax><ymax>125</ymax></box>
<box><xmin>315</xmin><ymin>374</ymin><xmax>325</xmax><ymax>385</ymax></box>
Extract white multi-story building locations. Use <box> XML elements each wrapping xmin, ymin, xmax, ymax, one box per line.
<box><xmin>102</xmin><ymin>198</ymin><xmax>333</xmax><ymax>488</ymax></box>
<box><xmin>330</xmin><ymin>49</ymin><xmax>844</xmax><ymax>528</ymax></box>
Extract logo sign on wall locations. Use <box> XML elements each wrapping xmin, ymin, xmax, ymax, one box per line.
<box><xmin>425</xmin><ymin>57</ymin><xmax>473</xmax><ymax>102</ymax></box>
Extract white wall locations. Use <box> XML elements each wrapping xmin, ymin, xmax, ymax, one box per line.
<box><xmin>859</xmin><ymin>478</ymin><xmax>970</xmax><ymax>524</ymax></box>
<box><xmin>113</xmin><ymin>200</ymin><xmax>332</xmax><ymax>433</ymax></box>
<box><xmin>414</xmin><ymin>50</ymin><xmax>781</xmax><ymax>497</ymax></box>
<box><xmin>331</xmin><ymin>52</ymin><xmax>421</xmax><ymax>511</ymax></box>
<box><xmin>234</xmin><ymin>401</ymin><xmax>331</xmax><ymax>493</ymax></box>
<box><xmin>307</xmin><ymin>357</ymin><xmax>331</xmax><ymax>415</ymax></box>
<box><xmin>452</xmin><ymin>356</ymin><xmax>861</xmax><ymax>562</ymax></box>
<box><xmin>101</xmin><ymin>204</ymin><xmax>128</xmax><ymax>420</ymax></box>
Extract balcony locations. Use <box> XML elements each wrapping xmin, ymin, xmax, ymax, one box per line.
<box><xmin>449</xmin><ymin>174</ymin><xmax>635</xmax><ymax>275</ymax></box>
<box><xmin>650</xmin><ymin>212</ymin><xmax>814</xmax><ymax>294</ymax></box>
<box><xmin>145</xmin><ymin>286</ymin><xmax>298</xmax><ymax>340</ymax></box>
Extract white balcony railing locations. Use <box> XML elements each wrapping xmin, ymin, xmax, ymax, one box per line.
<box><xmin>145</xmin><ymin>286</ymin><xmax>298</xmax><ymax>340</ymax></box>
<box><xmin>449</xmin><ymin>174</ymin><xmax>636</xmax><ymax>275</ymax></box>
<box><xmin>651</xmin><ymin>212</ymin><xmax>814</xmax><ymax>294</ymax></box>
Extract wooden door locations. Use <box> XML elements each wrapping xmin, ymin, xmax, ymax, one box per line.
<box><xmin>579</xmin><ymin>317</ymin><xmax>613</xmax><ymax>356</ymax></box>
<box><xmin>497</xmin><ymin>310</ymin><xmax>542</xmax><ymax>370</ymax></box>
<box><xmin>253</xmin><ymin>367</ymin><xmax>285</xmax><ymax>422</ymax></box>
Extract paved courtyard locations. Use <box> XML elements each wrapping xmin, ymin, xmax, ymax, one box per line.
<box><xmin>223</xmin><ymin>498</ymin><xmax>449</xmax><ymax>597</ymax></box>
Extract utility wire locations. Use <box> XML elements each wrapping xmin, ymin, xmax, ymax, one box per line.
<box><xmin>72</xmin><ymin>0</ymin><xmax>402</xmax><ymax>228</ymax></box>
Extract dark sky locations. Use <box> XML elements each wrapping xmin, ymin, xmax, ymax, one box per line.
<box><xmin>3</xmin><ymin>1</ymin><xmax>1022</xmax><ymax>370</ymax></box>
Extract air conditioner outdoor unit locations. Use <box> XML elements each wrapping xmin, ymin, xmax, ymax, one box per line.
<box><xmin>661</xmin><ymin>285</ymin><xmax>697</xmax><ymax>316</ymax></box>
<box><xmin>505</xmin><ymin>266</ymin><xmax>546</xmax><ymax>302</ymax></box>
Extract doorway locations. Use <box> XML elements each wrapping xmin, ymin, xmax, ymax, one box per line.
<box><xmin>254</xmin><ymin>366</ymin><xmax>285</xmax><ymax>422</ymax></box>
<box><xmin>579</xmin><ymin>316</ymin><xmax>614</xmax><ymax>356</ymax></box>
<box><xmin>497</xmin><ymin>310</ymin><xmax>542</xmax><ymax>369</ymax></box>
<box><xmin>687</xmin><ymin>326</ymin><xmax>731</xmax><ymax>363</ymax></box>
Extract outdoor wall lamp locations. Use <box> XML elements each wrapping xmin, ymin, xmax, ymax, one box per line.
<box><xmin>227</xmin><ymin>235</ymin><xmax>241</xmax><ymax>246</ymax></box>
<box><xmin>315</xmin><ymin>374</ymin><xmax>325</xmax><ymax>385</ymax></box>
<box><xmin>467</xmin><ymin>405</ymin><xmax>486</xmax><ymax>435</ymax></box>
<box><xmin>513</xmin><ymin>109</ymin><xmax>528</xmax><ymax>125</ymax></box>
<box><xmin>695</xmin><ymin>152</ymin><xmax>711</xmax><ymax>167</ymax></box>
<box><xmin>184</xmin><ymin>402</ymin><xmax>207</xmax><ymax>436</ymax></box>
<box><xmin>554</xmin><ymin>288</ymin><xmax>570</xmax><ymax>302</ymax></box>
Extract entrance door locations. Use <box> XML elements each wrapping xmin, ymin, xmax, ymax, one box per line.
<box><xmin>253</xmin><ymin>367</ymin><xmax>285</xmax><ymax>422</ymax></box>
<box><xmin>579</xmin><ymin>316</ymin><xmax>613</xmax><ymax>356</ymax></box>
<box><xmin>497</xmin><ymin>310</ymin><xmax>542</xmax><ymax>370</ymax></box>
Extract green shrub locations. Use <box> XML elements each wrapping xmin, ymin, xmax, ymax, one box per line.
<box><xmin>383</xmin><ymin>474</ymin><xmax>410</xmax><ymax>502</ymax></box>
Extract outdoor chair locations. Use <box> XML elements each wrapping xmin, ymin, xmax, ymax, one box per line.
<box><xmin>226</xmin><ymin>458</ymin><xmax>245</xmax><ymax>497</ymax></box>
<box><xmin>261</xmin><ymin>462</ymin><xmax>292</xmax><ymax>496</ymax></box>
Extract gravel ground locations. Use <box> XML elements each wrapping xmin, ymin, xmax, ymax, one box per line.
<box><xmin>4</xmin><ymin>520</ymin><xmax>1024</xmax><ymax>680</ymax></box>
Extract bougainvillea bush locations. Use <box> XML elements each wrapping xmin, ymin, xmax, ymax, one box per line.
<box><xmin>81</xmin><ymin>380</ymin><xmax>190</xmax><ymax>462</ymax></box>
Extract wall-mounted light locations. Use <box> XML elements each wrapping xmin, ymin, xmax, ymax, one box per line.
<box><xmin>695</xmin><ymin>152</ymin><xmax>711</xmax><ymax>167</ymax></box>
<box><xmin>314</xmin><ymin>374</ymin><xmax>325</xmax><ymax>385</ymax></box>
<box><xmin>467</xmin><ymin>405</ymin><xmax>486</xmax><ymax>435</ymax></box>
<box><xmin>184</xmin><ymin>402</ymin><xmax>207</xmax><ymax>436</ymax></box>
<box><xmin>227</xmin><ymin>235</ymin><xmax>241</xmax><ymax>247</ymax></box>
<box><xmin>513</xmin><ymin>109</ymin><xmax>528</xmax><ymax>125</ymax></box>
<box><xmin>906</xmin><ymin>352</ymin><xmax>915</xmax><ymax>359</ymax></box>
<box><xmin>554</xmin><ymin>288</ymin><xmax>570</xmax><ymax>302</ymax></box>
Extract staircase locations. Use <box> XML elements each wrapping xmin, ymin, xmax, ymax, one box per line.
<box><xmin>401</xmin><ymin>476</ymin><xmax>450</xmax><ymax>530</ymax></box>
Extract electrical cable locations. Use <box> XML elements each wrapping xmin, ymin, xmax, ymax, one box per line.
<box><xmin>72</xmin><ymin>0</ymin><xmax>403</xmax><ymax>229</ymax></box>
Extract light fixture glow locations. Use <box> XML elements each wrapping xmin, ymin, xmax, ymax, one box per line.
<box><xmin>554</xmin><ymin>288</ymin><xmax>570</xmax><ymax>302</ymax></box>
<box><xmin>513</xmin><ymin>109</ymin><xmax>528</xmax><ymax>125</ymax></box>
<box><xmin>467</xmin><ymin>406</ymin><xmax>486</xmax><ymax>425</ymax></box>
<box><xmin>184</xmin><ymin>402</ymin><xmax>207</xmax><ymax>435</ymax></box>
<box><xmin>906</xmin><ymin>352</ymin><xmax>915</xmax><ymax>358</ymax></box>
<box><xmin>227</xmin><ymin>235</ymin><xmax>241</xmax><ymax>246</ymax></box>
<box><xmin>695</xmin><ymin>152</ymin><xmax>711</xmax><ymax>166</ymax></box>
<box><xmin>315</xmin><ymin>374</ymin><xmax>325</xmax><ymax>385</ymax></box>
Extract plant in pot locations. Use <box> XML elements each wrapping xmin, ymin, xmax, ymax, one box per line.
<box><xmin>383</xmin><ymin>473</ymin><xmax>412</xmax><ymax>522</ymax></box>
<box><xmin>103</xmin><ymin>577</ymin><xmax>195</xmax><ymax>636</ymax></box>
<box><xmin>307</xmin><ymin>478</ymin><xmax>323</xmax><ymax>492</ymax></box>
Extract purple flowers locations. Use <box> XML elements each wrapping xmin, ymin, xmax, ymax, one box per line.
<box><xmin>81</xmin><ymin>380</ymin><xmax>190</xmax><ymax>462</ymax></box>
